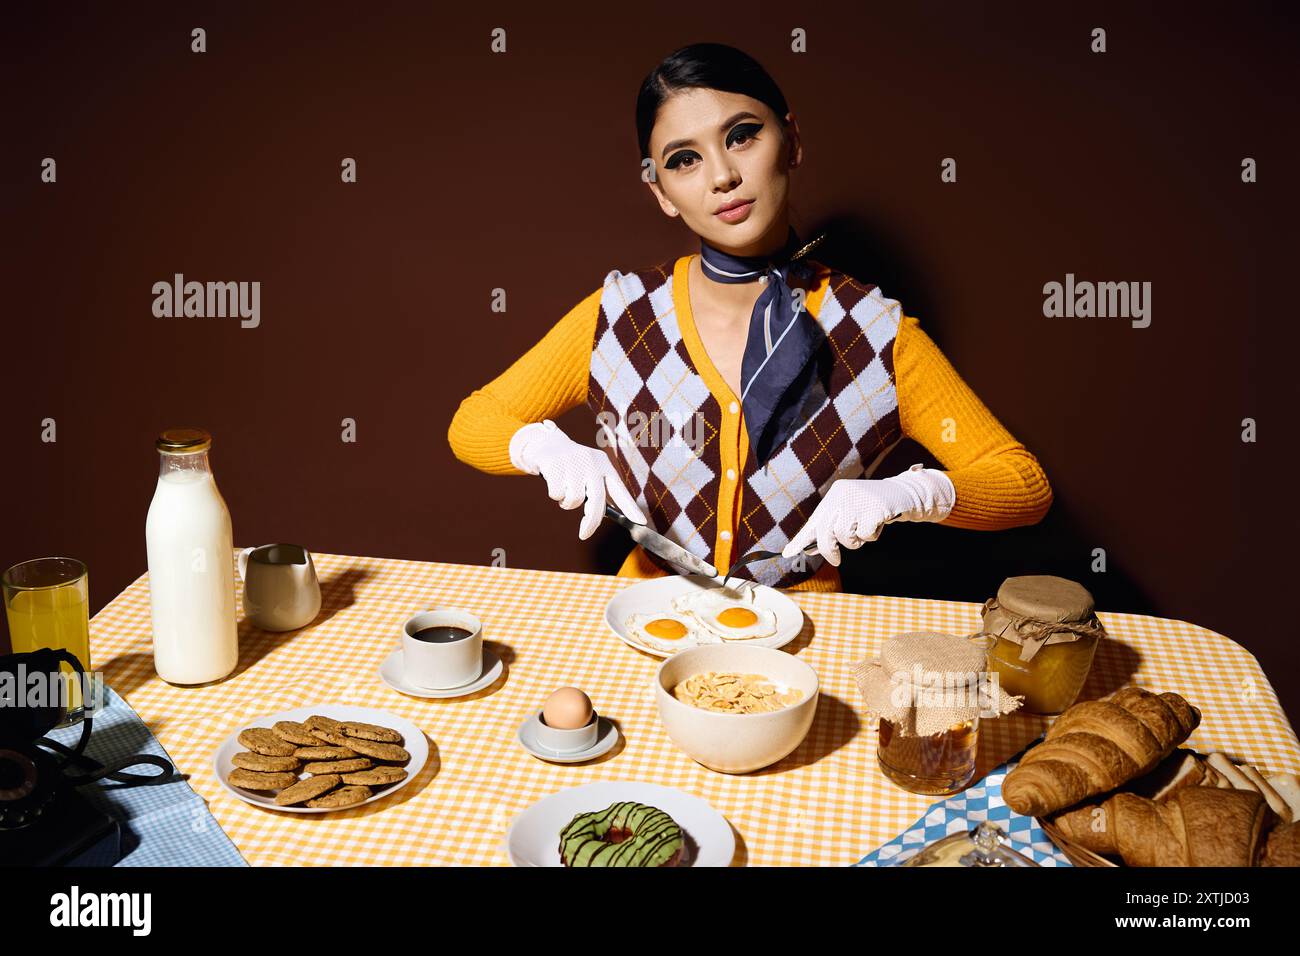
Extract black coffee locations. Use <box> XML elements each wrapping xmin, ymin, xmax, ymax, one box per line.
<box><xmin>412</xmin><ymin>625</ymin><xmax>472</xmax><ymax>644</ymax></box>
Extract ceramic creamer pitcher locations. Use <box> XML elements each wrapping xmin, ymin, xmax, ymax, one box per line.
<box><xmin>236</xmin><ymin>544</ymin><xmax>321</xmax><ymax>631</ymax></box>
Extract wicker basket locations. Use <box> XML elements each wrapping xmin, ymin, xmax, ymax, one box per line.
<box><xmin>1039</xmin><ymin>817</ymin><xmax>1118</xmax><ymax>867</ymax></box>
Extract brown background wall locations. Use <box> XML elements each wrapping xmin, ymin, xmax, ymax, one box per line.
<box><xmin>2</xmin><ymin>2</ymin><xmax>1296</xmax><ymax>719</ymax></box>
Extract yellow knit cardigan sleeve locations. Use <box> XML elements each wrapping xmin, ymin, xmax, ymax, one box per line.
<box><xmin>893</xmin><ymin>313</ymin><xmax>1053</xmax><ymax>529</ymax></box>
<box><xmin>447</xmin><ymin>287</ymin><xmax>601</xmax><ymax>475</ymax></box>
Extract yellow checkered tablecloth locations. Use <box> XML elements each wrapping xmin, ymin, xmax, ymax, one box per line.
<box><xmin>88</xmin><ymin>550</ymin><xmax>1300</xmax><ymax>867</ymax></box>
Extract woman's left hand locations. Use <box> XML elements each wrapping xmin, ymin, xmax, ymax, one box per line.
<box><xmin>781</xmin><ymin>465</ymin><xmax>957</xmax><ymax>566</ymax></box>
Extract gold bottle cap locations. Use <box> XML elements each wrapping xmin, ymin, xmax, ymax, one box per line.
<box><xmin>156</xmin><ymin>427</ymin><xmax>212</xmax><ymax>454</ymax></box>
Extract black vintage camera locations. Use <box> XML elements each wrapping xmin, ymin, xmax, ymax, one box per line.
<box><xmin>0</xmin><ymin>648</ymin><xmax>174</xmax><ymax>863</ymax></box>
<box><xmin>0</xmin><ymin>647</ymin><xmax>94</xmax><ymax>830</ymax></box>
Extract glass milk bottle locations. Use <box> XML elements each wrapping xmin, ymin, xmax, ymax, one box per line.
<box><xmin>145</xmin><ymin>427</ymin><xmax>238</xmax><ymax>684</ymax></box>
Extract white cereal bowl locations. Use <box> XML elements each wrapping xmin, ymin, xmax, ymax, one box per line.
<box><xmin>654</xmin><ymin>644</ymin><xmax>819</xmax><ymax>774</ymax></box>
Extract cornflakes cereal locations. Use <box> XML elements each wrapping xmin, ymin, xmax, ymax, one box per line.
<box><xmin>672</xmin><ymin>671</ymin><xmax>803</xmax><ymax>714</ymax></box>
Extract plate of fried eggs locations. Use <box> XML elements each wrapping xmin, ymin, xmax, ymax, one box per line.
<box><xmin>605</xmin><ymin>574</ymin><xmax>804</xmax><ymax>658</ymax></box>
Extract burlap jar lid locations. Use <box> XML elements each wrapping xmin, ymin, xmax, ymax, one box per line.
<box><xmin>981</xmin><ymin>575</ymin><xmax>1107</xmax><ymax>662</ymax></box>
<box><xmin>853</xmin><ymin>631</ymin><xmax>1022</xmax><ymax>738</ymax></box>
<box><xmin>997</xmin><ymin>575</ymin><xmax>1095</xmax><ymax>622</ymax></box>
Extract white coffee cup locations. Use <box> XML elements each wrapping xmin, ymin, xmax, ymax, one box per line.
<box><xmin>402</xmin><ymin>608</ymin><xmax>483</xmax><ymax>689</ymax></box>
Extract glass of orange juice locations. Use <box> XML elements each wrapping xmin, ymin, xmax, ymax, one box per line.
<box><xmin>3</xmin><ymin>557</ymin><xmax>91</xmax><ymax>726</ymax></box>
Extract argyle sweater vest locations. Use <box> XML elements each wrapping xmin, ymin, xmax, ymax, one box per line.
<box><xmin>587</xmin><ymin>260</ymin><xmax>903</xmax><ymax>588</ymax></box>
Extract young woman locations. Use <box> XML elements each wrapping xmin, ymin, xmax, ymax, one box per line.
<box><xmin>448</xmin><ymin>43</ymin><xmax>1052</xmax><ymax>592</ymax></box>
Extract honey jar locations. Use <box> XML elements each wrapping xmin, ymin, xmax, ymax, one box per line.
<box><xmin>854</xmin><ymin>631</ymin><xmax>1022</xmax><ymax>797</ymax></box>
<box><xmin>981</xmin><ymin>575</ymin><xmax>1107</xmax><ymax>715</ymax></box>
<box><xmin>877</xmin><ymin>715</ymin><xmax>980</xmax><ymax>796</ymax></box>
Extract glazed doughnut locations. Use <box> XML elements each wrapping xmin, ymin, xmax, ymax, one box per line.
<box><xmin>559</xmin><ymin>800</ymin><xmax>686</xmax><ymax>867</ymax></box>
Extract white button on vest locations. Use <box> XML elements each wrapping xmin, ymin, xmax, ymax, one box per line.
<box><xmin>728</xmin><ymin>401</ymin><xmax>739</xmax><ymax>415</ymax></box>
<box><xmin>726</xmin><ymin>468</ymin><xmax>737</xmax><ymax>481</ymax></box>
<box><xmin>720</xmin><ymin>530</ymin><xmax>732</xmax><ymax>541</ymax></box>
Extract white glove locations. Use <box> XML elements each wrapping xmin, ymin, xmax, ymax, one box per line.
<box><xmin>781</xmin><ymin>464</ymin><xmax>956</xmax><ymax>566</ymax></box>
<box><xmin>509</xmin><ymin>419</ymin><xmax>646</xmax><ymax>540</ymax></box>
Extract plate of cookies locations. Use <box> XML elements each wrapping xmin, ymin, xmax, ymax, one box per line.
<box><xmin>212</xmin><ymin>704</ymin><xmax>427</xmax><ymax>813</ymax></box>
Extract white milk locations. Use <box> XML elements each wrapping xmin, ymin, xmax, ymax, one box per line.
<box><xmin>146</xmin><ymin>462</ymin><xmax>238</xmax><ymax>684</ymax></box>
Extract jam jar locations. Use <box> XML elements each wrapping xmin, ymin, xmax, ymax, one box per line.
<box><xmin>982</xmin><ymin>575</ymin><xmax>1106</xmax><ymax>715</ymax></box>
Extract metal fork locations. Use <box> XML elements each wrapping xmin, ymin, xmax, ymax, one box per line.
<box><xmin>721</xmin><ymin>545</ymin><xmax>818</xmax><ymax>590</ymax></box>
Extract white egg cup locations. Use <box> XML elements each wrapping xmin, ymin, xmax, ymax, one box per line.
<box><xmin>532</xmin><ymin>709</ymin><xmax>599</xmax><ymax>753</ymax></box>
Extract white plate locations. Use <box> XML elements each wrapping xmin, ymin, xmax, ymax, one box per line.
<box><xmin>378</xmin><ymin>646</ymin><xmax>504</xmax><ymax>699</ymax></box>
<box><xmin>212</xmin><ymin>703</ymin><xmax>427</xmax><ymax>813</ymax></box>
<box><xmin>516</xmin><ymin>712</ymin><xmax>620</xmax><ymax>764</ymax></box>
<box><xmin>604</xmin><ymin>574</ymin><xmax>804</xmax><ymax>658</ymax></box>
<box><xmin>504</xmin><ymin>780</ymin><xmax>736</xmax><ymax>867</ymax></box>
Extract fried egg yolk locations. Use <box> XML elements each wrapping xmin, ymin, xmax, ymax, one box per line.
<box><xmin>645</xmin><ymin>618</ymin><xmax>689</xmax><ymax>641</ymax></box>
<box><xmin>716</xmin><ymin>607</ymin><xmax>759</xmax><ymax>629</ymax></box>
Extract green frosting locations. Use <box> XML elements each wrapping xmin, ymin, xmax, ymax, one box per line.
<box><xmin>558</xmin><ymin>801</ymin><xmax>685</xmax><ymax>867</ymax></box>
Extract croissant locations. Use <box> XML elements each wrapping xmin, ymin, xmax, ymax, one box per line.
<box><xmin>1050</xmin><ymin>749</ymin><xmax>1211</xmax><ymax>854</ymax></box>
<box><xmin>1060</xmin><ymin>787</ymin><xmax>1271</xmax><ymax>866</ymax></box>
<box><xmin>1262</xmin><ymin>821</ymin><xmax>1300</xmax><ymax>867</ymax></box>
<box><xmin>1003</xmin><ymin>686</ymin><xmax>1200</xmax><ymax>817</ymax></box>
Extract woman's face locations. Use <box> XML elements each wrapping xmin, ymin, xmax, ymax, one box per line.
<box><xmin>646</xmin><ymin>88</ymin><xmax>802</xmax><ymax>257</ymax></box>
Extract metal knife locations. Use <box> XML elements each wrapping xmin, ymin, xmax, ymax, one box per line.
<box><xmin>603</xmin><ymin>504</ymin><xmax>718</xmax><ymax>580</ymax></box>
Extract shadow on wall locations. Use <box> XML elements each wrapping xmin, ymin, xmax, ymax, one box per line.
<box><xmin>590</xmin><ymin>212</ymin><xmax>1156</xmax><ymax>616</ymax></box>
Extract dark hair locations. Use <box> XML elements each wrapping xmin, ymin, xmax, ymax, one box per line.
<box><xmin>636</xmin><ymin>43</ymin><xmax>790</xmax><ymax>162</ymax></box>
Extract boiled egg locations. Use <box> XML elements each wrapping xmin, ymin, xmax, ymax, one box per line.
<box><xmin>672</xmin><ymin>585</ymin><xmax>778</xmax><ymax>641</ymax></box>
<box><xmin>542</xmin><ymin>687</ymin><xmax>593</xmax><ymax>729</ymax></box>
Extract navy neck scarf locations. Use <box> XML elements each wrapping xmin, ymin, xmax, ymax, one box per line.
<box><xmin>698</xmin><ymin>226</ymin><xmax>825</xmax><ymax>466</ymax></box>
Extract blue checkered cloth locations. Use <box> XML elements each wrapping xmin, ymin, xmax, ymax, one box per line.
<box><xmin>855</xmin><ymin>740</ymin><xmax>1074</xmax><ymax>867</ymax></box>
<box><xmin>44</xmin><ymin>685</ymin><xmax>246</xmax><ymax>867</ymax></box>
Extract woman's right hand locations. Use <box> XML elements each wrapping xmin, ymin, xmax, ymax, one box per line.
<box><xmin>508</xmin><ymin>420</ymin><xmax>646</xmax><ymax>540</ymax></box>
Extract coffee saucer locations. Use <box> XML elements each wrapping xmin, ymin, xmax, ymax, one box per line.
<box><xmin>517</xmin><ymin>712</ymin><xmax>619</xmax><ymax>764</ymax></box>
<box><xmin>379</xmin><ymin>646</ymin><xmax>504</xmax><ymax>699</ymax></box>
